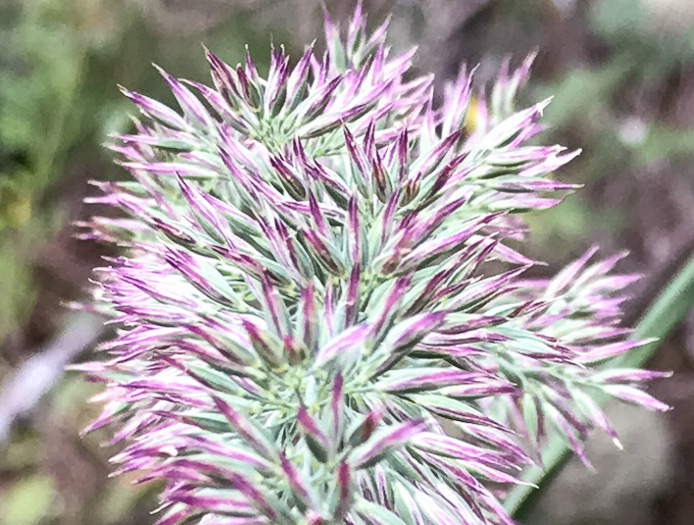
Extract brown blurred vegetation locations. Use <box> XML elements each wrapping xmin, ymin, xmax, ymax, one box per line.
<box><xmin>2</xmin><ymin>1</ymin><xmax>694</xmax><ymax>523</ymax></box>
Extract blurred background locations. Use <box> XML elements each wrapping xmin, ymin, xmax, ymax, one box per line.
<box><xmin>2</xmin><ymin>0</ymin><xmax>694</xmax><ymax>523</ymax></box>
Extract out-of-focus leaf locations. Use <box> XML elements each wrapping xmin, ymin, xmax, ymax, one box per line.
<box><xmin>0</xmin><ymin>474</ymin><xmax>56</xmax><ymax>525</ymax></box>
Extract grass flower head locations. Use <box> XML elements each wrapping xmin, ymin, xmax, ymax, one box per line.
<box><xmin>78</xmin><ymin>5</ymin><xmax>669</xmax><ymax>524</ymax></box>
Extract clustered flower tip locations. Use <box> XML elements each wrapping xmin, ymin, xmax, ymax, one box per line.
<box><xmin>77</xmin><ymin>5</ymin><xmax>669</xmax><ymax>525</ymax></box>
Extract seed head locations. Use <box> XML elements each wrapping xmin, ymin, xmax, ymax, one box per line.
<box><xmin>77</xmin><ymin>4</ymin><xmax>667</xmax><ymax>524</ymax></box>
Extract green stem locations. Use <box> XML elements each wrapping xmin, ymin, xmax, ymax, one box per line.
<box><xmin>503</xmin><ymin>250</ymin><xmax>694</xmax><ymax>518</ymax></box>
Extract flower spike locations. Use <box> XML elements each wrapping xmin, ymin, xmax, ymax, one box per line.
<box><xmin>79</xmin><ymin>6</ymin><xmax>667</xmax><ymax>525</ymax></box>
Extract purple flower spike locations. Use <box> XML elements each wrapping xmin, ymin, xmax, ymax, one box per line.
<box><xmin>334</xmin><ymin>460</ymin><xmax>353</xmax><ymax>519</ymax></box>
<box><xmin>297</xmin><ymin>405</ymin><xmax>331</xmax><ymax>463</ymax></box>
<box><xmin>280</xmin><ymin>452</ymin><xmax>317</xmax><ymax>510</ymax></box>
<box><xmin>78</xmin><ymin>5</ymin><xmax>667</xmax><ymax>525</ymax></box>
<box><xmin>353</xmin><ymin>420</ymin><xmax>426</xmax><ymax>469</ymax></box>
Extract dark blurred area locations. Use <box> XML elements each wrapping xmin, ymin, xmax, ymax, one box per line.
<box><xmin>2</xmin><ymin>1</ymin><xmax>694</xmax><ymax>523</ymax></box>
